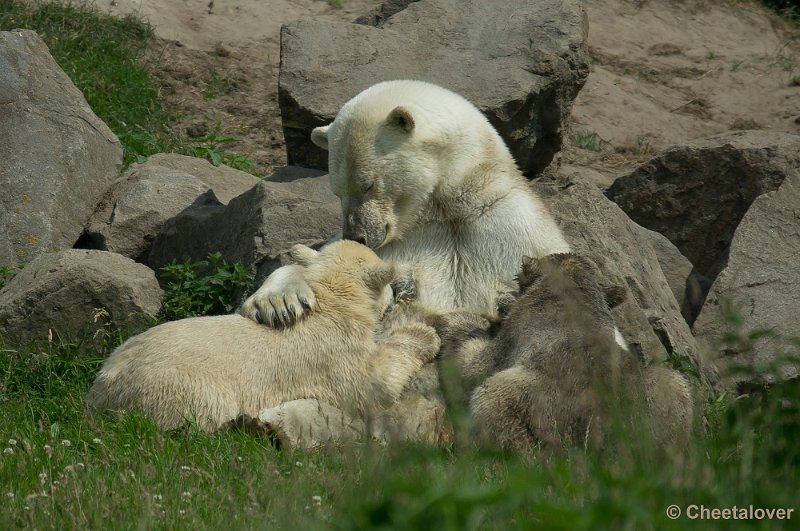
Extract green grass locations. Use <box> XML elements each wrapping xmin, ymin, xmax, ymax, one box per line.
<box><xmin>758</xmin><ymin>0</ymin><xmax>800</xmax><ymax>25</ymax></box>
<box><xmin>1</xmin><ymin>323</ymin><xmax>799</xmax><ymax>529</ymax></box>
<box><xmin>575</xmin><ymin>131</ymin><xmax>601</xmax><ymax>152</ymax></box>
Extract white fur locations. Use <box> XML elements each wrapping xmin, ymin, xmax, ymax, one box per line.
<box><xmin>241</xmin><ymin>80</ymin><xmax>570</xmax><ymax>323</ymax></box>
<box><xmin>88</xmin><ymin>241</ymin><xmax>439</xmax><ymax>431</ymax></box>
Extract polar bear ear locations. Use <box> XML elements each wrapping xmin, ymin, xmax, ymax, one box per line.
<box><xmin>363</xmin><ymin>263</ymin><xmax>396</xmax><ymax>292</ymax></box>
<box><xmin>289</xmin><ymin>244</ymin><xmax>319</xmax><ymax>266</ymax></box>
<box><xmin>310</xmin><ymin>125</ymin><xmax>330</xmax><ymax>150</ymax></box>
<box><xmin>387</xmin><ymin>106</ymin><xmax>415</xmax><ymax>133</ymax></box>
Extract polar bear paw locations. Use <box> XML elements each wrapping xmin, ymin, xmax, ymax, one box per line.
<box><xmin>238</xmin><ymin>265</ymin><xmax>316</xmax><ymax>328</ymax></box>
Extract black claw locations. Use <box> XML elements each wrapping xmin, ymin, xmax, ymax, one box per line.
<box><xmin>299</xmin><ymin>297</ymin><xmax>311</xmax><ymax>310</ymax></box>
<box><xmin>391</xmin><ymin>278</ymin><xmax>418</xmax><ymax>303</ymax></box>
<box><xmin>255</xmin><ymin>309</ymin><xmax>264</xmax><ymax>325</ymax></box>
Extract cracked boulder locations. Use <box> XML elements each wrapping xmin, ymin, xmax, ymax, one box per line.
<box><xmin>279</xmin><ymin>0</ymin><xmax>588</xmax><ymax>177</ymax></box>
<box><xmin>79</xmin><ymin>154</ymin><xmax>258</xmax><ymax>264</ymax></box>
<box><xmin>149</xmin><ymin>166</ymin><xmax>340</xmax><ymax>287</ymax></box>
<box><xmin>693</xmin><ymin>172</ymin><xmax>800</xmax><ymax>390</ymax></box>
<box><xmin>0</xmin><ymin>30</ymin><xmax>122</xmax><ymax>267</ymax></box>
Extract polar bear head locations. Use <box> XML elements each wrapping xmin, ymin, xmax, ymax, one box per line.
<box><xmin>289</xmin><ymin>240</ymin><xmax>397</xmax><ymax>319</ymax></box>
<box><xmin>311</xmin><ymin>80</ymin><xmax>514</xmax><ymax>249</ymax></box>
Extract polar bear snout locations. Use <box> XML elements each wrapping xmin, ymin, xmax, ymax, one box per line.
<box><xmin>342</xmin><ymin>198</ymin><xmax>390</xmax><ymax>249</ymax></box>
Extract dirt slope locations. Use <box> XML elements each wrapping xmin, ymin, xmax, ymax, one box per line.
<box><xmin>102</xmin><ymin>0</ymin><xmax>800</xmax><ymax>179</ymax></box>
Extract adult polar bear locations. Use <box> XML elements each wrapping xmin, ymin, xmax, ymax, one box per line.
<box><xmin>241</xmin><ymin>80</ymin><xmax>571</xmax><ymax>325</ymax></box>
<box><xmin>241</xmin><ymin>80</ymin><xmax>571</xmax><ymax>443</ymax></box>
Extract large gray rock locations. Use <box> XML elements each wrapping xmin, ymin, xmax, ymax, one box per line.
<box><xmin>693</xmin><ymin>173</ymin><xmax>800</xmax><ymax>390</ymax></box>
<box><xmin>0</xmin><ymin>30</ymin><xmax>122</xmax><ymax>267</ymax></box>
<box><xmin>138</xmin><ymin>154</ymin><xmax>260</xmax><ymax>205</ymax></box>
<box><xmin>636</xmin><ymin>226</ymin><xmax>694</xmax><ymax>315</ymax></box>
<box><xmin>149</xmin><ymin>167</ymin><xmax>340</xmax><ymax>285</ymax></box>
<box><xmin>0</xmin><ymin>250</ymin><xmax>162</xmax><ymax>347</ymax></box>
<box><xmin>80</xmin><ymin>161</ymin><xmax>219</xmax><ymax>263</ymax></box>
<box><xmin>607</xmin><ymin>131</ymin><xmax>800</xmax><ymax>282</ymax></box>
<box><xmin>279</xmin><ymin>0</ymin><xmax>588</xmax><ymax>177</ymax></box>
<box><xmin>534</xmin><ymin>173</ymin><xmax>716</xmax><ymax>387</ymax></box>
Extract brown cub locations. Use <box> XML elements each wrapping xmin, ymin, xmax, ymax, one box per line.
<box><xmin>434</xmin><ymin>253</ymin><xmax>693</xmax><ymax>454</ymax></box>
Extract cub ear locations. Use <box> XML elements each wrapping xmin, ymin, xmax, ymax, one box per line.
<box><xmin>387</xmin><ymin>106</ymin><xmax>415</xmax><ymax>133</ymax></box>
<box><xmin>603</xmin><ymin>285</ymin><xmax>627</xmax><ymax>309</ymax></box>
<box><xmin>289</xmin><ymin>244</ymin><xmax>319</xmax><ymax>266</ymax></box>
<box><xmin>310</xmin><ymin>124</ymin><xmax>331</xmax><ymax>150</ymax></box>
<box><xmin>363</xmin><ymin>262</ymin><xmax>396</xmax><ymax>292</ymax></box>
<box><xmin>516</xmin><ymin>255</ymin><xmax>543</xmax><ymax>290</ymax></box>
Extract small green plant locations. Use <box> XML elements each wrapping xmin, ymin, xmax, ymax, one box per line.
<box><xmin>665</xmin><ymin>350</ymin><xmax>701</xmax><ymax>380</ymax></box>
<box><xmin>730</xmin><ymin>59</ymin><xmax>745</xmax><ymax>72</ymax></box>
<box><xmin>575</xmin><ymin>131</ymin><xmax>601</xmax><ymax>152</ymax></box>
<box><xmin>202</xmin><ymin>69</ymin><xmax>244</xmax><ymax>100</ymax></box>
<box><xmin>759</xmin><ymin>0</ymin><xmax>800</xmax><ymax>25</ymax></box>
<box><xmin>193</xmin><ymin>132</ymin><xmax>256</xmax><ymax>173</ymax></box>
<box><xmin>159</xmin><ymin>252</ymin><xmax>252</xmax><ymax>321</ymax></box>
<box><xmin>0</xmin><ymin>266</ymin><xmax>20</xmax><ymax>290</ymax></box>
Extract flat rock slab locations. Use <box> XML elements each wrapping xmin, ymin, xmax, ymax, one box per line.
<box><xmin>0</xmin><ymin>250</ymin><xmax>162</xmax><ymax>347</ymax></box>
<box><xmin>140</xmin><ymin>154</ymin><xmax>260</xmax><ymax>205</ymax></box>
<box><xmin>279</xmin><ymin>0</ymin><xmax>588</xmax><ymax>177</ymax></box>
<box><xmin>693</xmin><ymin>173</ymin><xmax>800</xmax><ymax>389</ymax></box>
<box><xmin>0</xmin><ymin>30</ymin><xmax>122</xmax><ymax>267</ymax></box>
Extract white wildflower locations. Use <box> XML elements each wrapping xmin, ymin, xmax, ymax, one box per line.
<box><xmin>312</xmin><ymin>495</ymin><xmax>322</xmax><ymax>506</ymax></box>
<box><xmin>153</xmin><ymin>493</ymin><xmax>163</xmax><ymax>502</ymax></box>
<box><xmin>8</xmin><ymin>439</ymin><xmax>17</xmax><ymax>446</ymax></box>
<box><xmin>60</xmin><ymin>440</ymin><xmax>71</xmax><ymax>447</ymax></box>
<box><xmin>181</xmin><ymin>491</ymin><xmax>192</xmax><ymax>501</ymax></box>
<box><xmin>6</xmin><ymin>492</ymin><xmax>13</xmax><ymax>499</ymax></box>
<box><xmin>92</xmin><ymin>438</ymin><xmax>102</xmax><ymax>445</ymax></box>
<box><xmin>3</xmin><ymin>447</ymin><xmax>13</xmax><ymax>455</ymax></box>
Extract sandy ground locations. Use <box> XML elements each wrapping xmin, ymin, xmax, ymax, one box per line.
<box><xmin>101</xmin><ymin>0</ymin><xmax>800</xmax><ymax>180</ymax></box>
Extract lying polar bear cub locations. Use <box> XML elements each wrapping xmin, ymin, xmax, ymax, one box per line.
<box><xmin>87</xmin><ymin>241</ymin><xmax>439</xmax><ymax>432</ymax></box>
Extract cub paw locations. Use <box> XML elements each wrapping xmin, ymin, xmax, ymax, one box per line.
<box><xmin>430</xmin><ymin>312</ymin><xmax>490</xmax><ymax>341</ymax></box>
<box><xmin>393</xmin><ymin>323</ymin><xmax>441</xmax><ymax>363</ymax></box>
<box><xmin>238</xmin><ymin>265</ymin><xmax>316</xmax><ymax>328</ymax></box>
